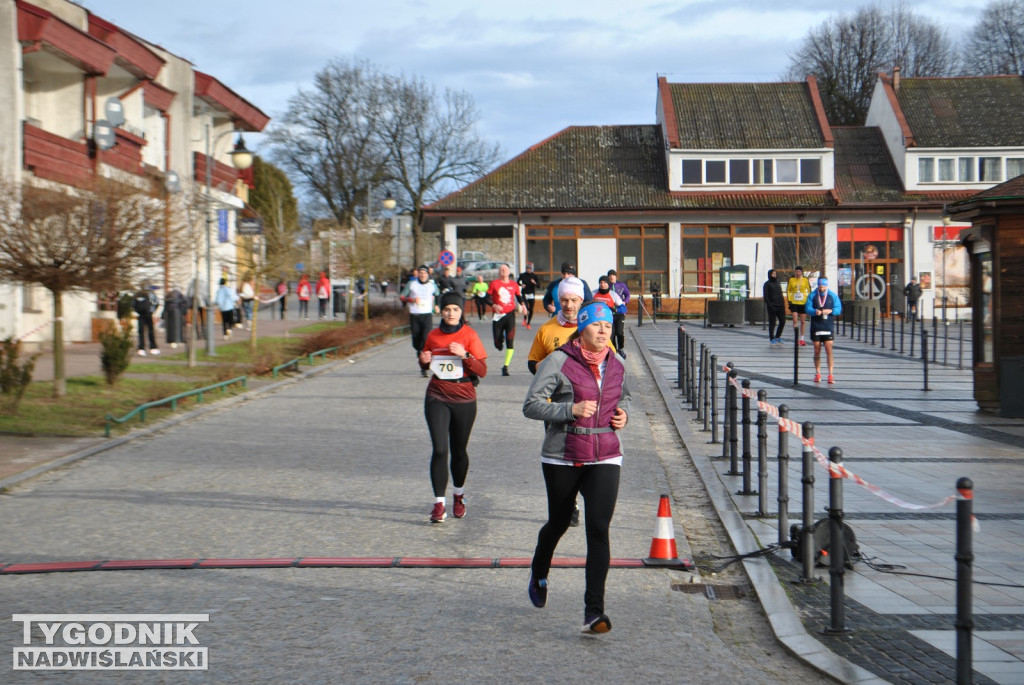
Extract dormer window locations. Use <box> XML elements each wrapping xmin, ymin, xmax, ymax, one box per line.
<box><xmin>680</xmin><ymin>157</ymin><xmax>822</xmax><ymax>186</ymax></box>
<box><xmin>918</xmin><ymin>155</ymin><xmax>1019</xmax><ymax>184</ymax></box>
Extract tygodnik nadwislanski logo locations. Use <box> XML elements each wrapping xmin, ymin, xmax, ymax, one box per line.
<box><xmin>12</xmin><ymin>614</ymin><xmax>209</xmax><ymax>671</ymax></box>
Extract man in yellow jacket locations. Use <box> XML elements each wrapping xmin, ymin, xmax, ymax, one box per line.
<box><xmin>786</xmin><ymin>265</ymin><xmax>812</xmax><ymax>346</ymax></box>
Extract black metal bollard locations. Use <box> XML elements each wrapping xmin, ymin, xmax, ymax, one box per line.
<box><xmin>677</xmin><ymin>327</ymin><xmax>685</xmax><ymax>391</ymax></box>
<box><xmin>777</xmin><ymin>405</ymin><xmax>791</xmax><ymax>548</ymax></box>
<box><xmin>823</xmin><ymin>446</ymin><xmax>851</xmax><ymax>635</ymax></box>
<box><xmin>958</xmin><ymin>319</ymin><xmax>964</xmax><ymax>371</ymax></box>
<box><xmin>690</xmin><ymin>337</ymin><xmax>698</xmax><ymax>411</ymax></box>
<box><xmin>909</xmin><ymin>315</ymin><xmax>916</xmax><ymax>356</ymax></box>
<box><xmin>880</xmin><ymin>309</ymin><xmax>885</xmax><ymax>348</ymax></box>
<box><xmin>871</xmin><ymin>307</ymin><xmax>877</xmax><ymax>346</ymax></box>
<box><xmin>727</xmin><ymin>368</ymin><xmax>740</xmax><ymax>470</ymax></box>
<box><xmin>922</xmin><ymin>328</ymin><xmax>931</xmax><ymax>391</ymax></box>
<box><xmin>933</xmin><ymin>313</ymin><xmax>939</xmax><ymax>363</ymax></box>
<box><xmin>702</xmin><ymin>347</ymin><xmax>711</xmax><ymax>431</ymax></box>
<box><xmin>756</xmin><ymin>389</ymin><xmax>769</xmax><ymax>514</ymax></box>
<box><xmin>638</xmin><ymin>293</ymin><xmax>643</xmax><ymax>327</ymax></box>
<box><xmin>854</xmin><ymin>306</ymin><xmax>860</xmax><ymax>342</ymax></box>
<box><xmin>943</xmin><ymin>318</ymin><xmax>949</xmax><ymax>367</ymax></box>
<box><xmin>900</xmin><ymin>313</ymin><xmax>906</xmax><ymax>355</ymax></box>
<box><xmin>890</xmin><ymin>312</ymin><xmax>896</xmax><ymax>351</ymax></box>
<box><xmin>792</xmin><ymin>323</ymin><xmax>800</xmax><ymax>387</ymax></box>
<box><xmin>738</xmin><ymin>379</ymin><xmax>756</xmax><ymax>494</ymax></box>
<box><xmin>955</xmin><ymin>477</ymin><xmax>974</xmax><ymax>685</ymax></box>
<box><xmin>800</xmin><ymin>422</ymin><xmax>817</xmax><ymax>582</ymax></box>
<box><xmin>710</xmin><ymin>355</ymin><xmax>720</xmax><ymax>443</ymax></box>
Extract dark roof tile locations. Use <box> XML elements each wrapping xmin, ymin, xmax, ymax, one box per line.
<box><xmin>896</xmin><ymin>76</ymin><xmax>1024</xmax><ymax>148</ymax></box>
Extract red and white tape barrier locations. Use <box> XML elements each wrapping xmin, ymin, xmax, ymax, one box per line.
<box><xmin>722</xmin><ymin>366</ymin><xmax>958</xmax><ymax>513</ymax></box>
<box><xmin>12</xmin><ymin>317</ymin><xmax>62</xmax><ymax>343</ymax></box>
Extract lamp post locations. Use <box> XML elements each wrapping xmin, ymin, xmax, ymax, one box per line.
<box><xmin>203</xmin><ymin>121</ymin><xmax>253</xmax><ymax>356</ymax></box>
<box><xmin>382</xmin><ymin>192</ymin><xmax>397</xmax><ymax>294</ymax></box>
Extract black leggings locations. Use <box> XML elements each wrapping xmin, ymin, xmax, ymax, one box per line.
<box><xmin>474</xmin><ymin>296</ymin><xmax>488</xmax><ymax>320</ymax></box>
<box><xmin>612</xmin><ymin>313</ymin><xmax>625</xmax><ymax>351</ymax></box>
<box><xmin>767</xmin><ymin>306</ymin><xmax>786</xmax><ymax>340</ymax></box>
<box><xmin>492</xmin><ymin>312</ymin><xmax>516</xmax><ymax>350</ymax></box>
<box><xmin>531</xmin><ymin>462</ymin><xmax>620</xmax><ymax>617</ymax></box>
<box><xmin>410</xmin><ymin>313</ymin><xmax>433</xmax><ymax>353</ymax></box>
<box><xmin>524</xmin><ymin>295</ymin><xmax>537</xmax><ymax>325</ymax></box>
<box><xmin>424</xmin><ymin>396</ymin><xmax>477</xmax><ymax>497</ymax></box>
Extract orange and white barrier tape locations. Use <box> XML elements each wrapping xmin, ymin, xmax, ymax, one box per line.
<box><xmin>12</xmin><ymin>317</ymin><xmax>62</xmax><ymax>343</ymax></box>
<box><xmin>720</xmin><ymin>366</ymin><xmax>958</xmax><ymax>513</ymax></box>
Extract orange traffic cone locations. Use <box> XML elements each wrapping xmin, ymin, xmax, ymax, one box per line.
<box><xmin>644</xmin><ymin>494</ymin><xmax>682</xmax><ymax>566</ymax></box>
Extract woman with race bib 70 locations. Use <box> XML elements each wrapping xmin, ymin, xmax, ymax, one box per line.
<box><xmin>418</xmin><ymin>291</ymin><xmax>488</xmax><ymax>523</ymax></box>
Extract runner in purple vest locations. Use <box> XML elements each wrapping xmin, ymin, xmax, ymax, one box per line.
<box><xmin>522</xmin><ymin>301</ymin><xmax>631</xmax><ymax>634</ymax></box>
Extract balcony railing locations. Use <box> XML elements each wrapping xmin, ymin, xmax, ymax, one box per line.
<box><xmin>23</xmin><ymin>122</ymin><xmax>91</xmax><ymax>187</ymax></box>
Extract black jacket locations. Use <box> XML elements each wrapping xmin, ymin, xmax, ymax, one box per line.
<box><xmin>763</xmin><ymin>279</ymin><xmax>785</xmax><ymax>310</ymax></box>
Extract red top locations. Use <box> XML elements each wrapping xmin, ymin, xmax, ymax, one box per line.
<box><xmin>487</xmin><ymin>279</ymin><xmax>521</xmax><ymax>315</ymax></box>
<box><xmin>316</xmin><ymin>275</ymin><xmax>330</xmax><ymax>299</ymax></box>
<box><xmin>421</xmin><ymin>325</ymin><xmax>488</xmax><ymax>403</ymax></box>
<box><xmin>592</xmin><ymin>291</ymin><xmax>616</xmax><ymax>310</ymax></box>
<box><xmin>297</xmin><ymin>277</ymin><xmax>311</xmax><ymax>300</ymax></box>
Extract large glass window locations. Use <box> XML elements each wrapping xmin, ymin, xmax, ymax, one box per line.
<box><xmin>705</xmin><ymin>160</ymin><xmax>726</xmax><ymax>183</ymax></box>
<box><xmin>729</xmin><ymin>159</ymin><xmax>749</xmax><ymax>184</ymax></box>
<box><xmin>682</xmin><ymin>159</ymin><xmax>702</xmax><ymax>184</ymax></box>
<box><xmin>800</xmin><ymin>158</ymin><xmax>821</xmax><ymax>184</ymax></box>
<box><xmin>979</xmin><ymin>157</ymin><xmax>1002</xmax><ymax>182</ymax></box>
<box><xmin>919</xmin><ymin>157</ymin><xmax>935</xmax><ymax>182</ymax></box>
<box><xmin>776</xmin><ymin>159</ymin><xmax>798</xmax><ymax>183</ymax></box>
<box><xmin>938</xmin><ymin>158</ymin><xmax>956</xmax><ymax>181</ymax></box>
<box><xmin>959</xmin><ymin>157</ymin><xmax>975</xmax><ymax>182</ymax></box>
<box><xmin>526</xmin><ymin>239</ymin><xmax>551</xmax><ymax>274</ymax></box>
<box><xmin>1008</xmin><ymin>158</ymin><xmax>1024</xmax><ymax>179</ymax></box>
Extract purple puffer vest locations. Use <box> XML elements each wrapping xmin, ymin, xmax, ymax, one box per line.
<box><xmin>559</xmin><ymin>343</ymin><xmax>624</xmax><ymax>463</ymax></box>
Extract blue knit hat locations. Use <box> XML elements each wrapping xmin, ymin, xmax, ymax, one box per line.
<box><xmin>577</xmin><ymin>301</ymin><xmax>614</xmax><ymax>331</ymax></box>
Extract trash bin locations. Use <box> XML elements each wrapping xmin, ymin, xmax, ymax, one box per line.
<box><xmin>332</xmin><ymin>285</ymin><xmax>347</xmax><ymax>315</ymax></box>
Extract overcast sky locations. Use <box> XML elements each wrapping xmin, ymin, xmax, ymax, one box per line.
<box><xmin>82</xmin><ymin>0</ymin><xmax>986</xmax><ymax>162</ymax></box>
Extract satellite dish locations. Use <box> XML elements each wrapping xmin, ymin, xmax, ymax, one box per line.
<box><xmin>93</xmin><ymin>120</ymin><xmax>116</xmax><ymax>150</ymax></box>
<box><xmin>105</xmin><ymin>98</ymin><xmax>125</xmax><ymax>127</ymax></box>
<box><xmin>165</xmin><ymin>170</ymin><xmax>181</xmax><ymax>194</ymax></box>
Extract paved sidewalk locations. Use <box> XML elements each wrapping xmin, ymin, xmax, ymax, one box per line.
<box><xmin>633</xmin><ymin>319</ymin><xmax>1024</xmax><ymax>685</ymax></box>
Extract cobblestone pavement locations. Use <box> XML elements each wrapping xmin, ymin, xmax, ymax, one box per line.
<box><xmin>0</xmin><ymin>318</ymin><xmax>832</xmax><ymax>684</ymax></box>
<box><xmin>633</xmin><ymin>319</ymin><xmax>1024</xmax><ymax>685</ymax></box>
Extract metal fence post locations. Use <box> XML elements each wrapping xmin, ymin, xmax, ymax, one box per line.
<box><xmin>777</xmin><ymin>404</ymin><xmax>790</xmax><ymax>548</ymax></box>
<box><xmin>738</xmin><ymin>379</ymin><xmax>756</xmax><ymax>495</ymax></box>
<box><xmin>756</xmin><ymin>389</ymin><xmax>769</xmax><ymax>514</ymax></box>
<box><xmin>800</xmin><ymin>422</ymin><xmax>817</xmax><ymax>582</ymax></box>
<box><xmin>922</xmin><ymin>328</ymin><xmax>931</xmax><ymax>391</ymax></box>
<box><xmin>824</xmin><ymin>446</ymin><xmax>851</xmax><ymax>636</ymax></box>
<box><xmin>710</xmin><ymin>355</ymin><xmax>720</xmax><ymax>443</ymax></box>
<box><xmin>690</xmin><ymin>337</ymin><xmax>698</xmax><ymax>411</ymax></box>
<box><xmin>702</xmin><ymin>346</ymin><xmax>711</xmax><ymax>431</ymax></box>
<box><xmin>890</xmin><ymin>312</ymin><xmax>896</xmax><ymax>351</ymax></box>
<box><xmin>677</xmin><ymin>326</ymin><xmax>685</xmax><ymax>391</ymax></box>
<box><xmin>956</xmin><ymin>477</ymin><xmax>974</xmax><ymax>685</ymax></box>
<box><xmin>727</xmin><ymin>369</ymin><xmax>740</xmax><ymax>473</ymax></box>
<box><xmin>871</xmin><ymin>307</ymin><xmax>877</xmax><ymax>346</ymax></box>
<box><xmin>958</xmin><ymin>319</ymin><xmax>964</xmax><ymax>371</ymax></box>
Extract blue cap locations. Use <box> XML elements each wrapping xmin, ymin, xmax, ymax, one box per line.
<box><xmin>817</xmin><ymin>278</ymin><xmax>829</xmax><ymax>287</ymax></box>
<box><xmin>577</xmin><ymin>302</ymin><xmax>614</xmax><ymax>331</ymax></box>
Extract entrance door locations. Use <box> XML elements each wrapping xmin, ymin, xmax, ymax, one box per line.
<box><xmin>577</xmin><ymin>239</ymin><xmax>617</xmax><ymax>291</ymax></box>
<box><xmin>733</xmin><ymin>238</ymin><xmax>772</xmax><ymax>298</ymax></box>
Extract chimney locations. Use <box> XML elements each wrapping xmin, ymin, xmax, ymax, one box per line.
<box><xmin>893</xmin><ymin>66</ymin><xmax>901</xmax><ymax>91</ymax></box>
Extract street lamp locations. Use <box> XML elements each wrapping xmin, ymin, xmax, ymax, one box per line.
<box><xmin>382</xmin><ymin>192</ymin><xmax>397</xmax><ymax>294</ymax></box>
<box><xmin>203</xmin><ymin>122</ymin><xmax>253</xmax><ymax>356</ymax></box>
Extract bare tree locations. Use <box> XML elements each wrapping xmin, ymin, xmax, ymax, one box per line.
<box><xmin>786</xmin><ymin>3</ymin><xmax>958</xmax><ymax>125</ymax></box>
<box><xmin>267</xmin><ymin>58</ymin><xmax>392</xmax><ymax>231</ymax></box>
<box><xmin>0</xmin><ymin>177</ymin><xmax>169</xmax><ymax>396</ymax></box>
<box><xmin>962</xmin><ymin>0</ymin><xmax>1024</xmax><ymax>75</ymax></box>
<box><xmin>381</xmin><ymin>79</ymin><xmax>502</xmax><ymax>265</ymax></box>
<box><xmin>248</xmin><ymin>157</ymin><xmax>303</xmax><ymax>280</ymax></box>
<box><xmin>267</xmin><ymin>58</ymin><xmax>502</xmax><ymax>270</ymax></box>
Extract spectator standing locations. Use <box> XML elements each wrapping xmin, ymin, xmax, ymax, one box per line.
<box><xmin>316</xmin><ymin>272</ymin><xmax>331</xmax><ymax>319</ymax></box>
<box><xmin>450</xmin><ymin>266</ymin><xmax>468</xmax><ymax>300</ymax></box>
<box><xmin>523</xmin><ymin>301</ymin><xmax>631</xmax><ymax>634</ymax></box>
<box><xmin>239</xmin><ymin>276</ymin><xmax>256</xmax><ymax>329</ymax></box>
<box><xmin>132</xmin><ymin>284</ymin><xmax>160</xmax><ymax>356</ymax></box>
<box><xmin>763</xmin><ymin>269</ymin><xmax>786</xmax><ymax>343</ymax></box>
<box><xmin>275</xmin><ymin>279</ymin><xmax>288</xmax><ymax>320</ymax></box>
<box><xmin>163</xmin><ymin>286</ymin><xmax>188</xmax><ymax>349</ymax></box>
<box><xmin>296</xmin><ymin>274</ymin><xmax>312</xmax><ymax>319</ymax></box>
<box><xmin>215</xmin><ymin>278</ymin><xmax>238</xmax><ymax>338</ymax></box>
<box><xmin>904</xmin><ymin>276</ymin><xmax>922</xmax><ymax>322</ymax></box>
<box><xmin>607</xmin><ymin>270</ymin><xmax>630</xmax><ymax>354</ymax></box>
<box><xmin>518</xmin><ymin>262</ymin><xmax>541</xmax><ymax>329</ymax></box>
<box><xmin>418</xmin><ymin>291</ymin><xmax>488</xmax><ymax>523</ymax></box>
<box><xmin>401</xmin><ymin>265</ymin><xmax>441</xmax><ymax>377</ymax></box>
<box><xmin>436</xmin><ymin>267</ymin><xmax>456</xmax><ymax>293</ymax></box>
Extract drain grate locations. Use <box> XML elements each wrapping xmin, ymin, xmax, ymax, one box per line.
<box><xmin>671</xmin><ymin>583</ymin><xmax>748</xmax><ymax>600</ymax></box>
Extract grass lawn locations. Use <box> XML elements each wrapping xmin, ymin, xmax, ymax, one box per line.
<box><xmin>0</xmin><ymin>316</ymin><xmax>405</xmax><ymax>437</ymax></box>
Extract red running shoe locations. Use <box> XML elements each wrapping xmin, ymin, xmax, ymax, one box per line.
<box><xmin>430</xmin><ymin>502</ymin><xmax>446</xmax><ymax>523</ymax></box>
<box><xmin>814</xmin><ymin>373</ymin><xmax>821</xmax><ymax>383</ymax></box>
<box><xmin>453</xmin><ymin>494</ymin><xmax>466</xmax><ymax>519</ymax></box>
<box><xmin>798</xmin><ymin>339</ymin><xmax>807</xmax><ymax>347</ymax></box>
<box><xmin>828</xmin><ymin>375</ymin><xmax>835</xmax><ymax>384</ymax></box>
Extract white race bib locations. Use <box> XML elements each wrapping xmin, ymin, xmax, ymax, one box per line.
<box><xmin>430</xmin><ymin>355</ymin><xmax>464</xmax><ymax>380</ymax></box>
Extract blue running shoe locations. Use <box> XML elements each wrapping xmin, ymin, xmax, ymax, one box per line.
<box><xmin>528</xmin><ymin>574</ymin><xmax>547</xmax><ymax>608</ymax></box>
